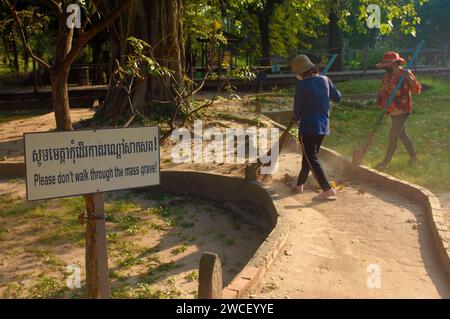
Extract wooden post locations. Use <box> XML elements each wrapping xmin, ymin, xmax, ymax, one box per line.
<box><xmin>85</xmin><ymin>192</ymin><xmax>110</xmax><ymax>299</ymax></box>
<box><xmin>245</xmin><ymin>164</ymin><xmax>257</xmax><ymax>181</ymax></box>
<box><xmin>198</xmin><ymin>252</ymin><xmax>223</xmax><ymax>299</ymax></box>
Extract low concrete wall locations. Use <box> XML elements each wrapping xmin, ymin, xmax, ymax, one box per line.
<box><xmin>0</xmin><ymin>162</ymin><xmax>26</xmax><ymax>179</ymax></box>
<box><xmin>151</xmin><ymin>171</ymin><xmax>277</xmax><ymax>232</ymax></box>
<box><xmin>148</xmin><ymin>170</ymin><xmax>290</xmax><ymax>298</ymax></box>
<box><xmin>0</xmin><ymin>163</ymin><xmax>290</xmax><ymax>298</ymax></box>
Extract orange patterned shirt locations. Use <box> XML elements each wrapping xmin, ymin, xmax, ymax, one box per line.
<box><xmin>376</xmin><ymin>69</ymin><xmax>421</xmax><ymax>115</ymax></box>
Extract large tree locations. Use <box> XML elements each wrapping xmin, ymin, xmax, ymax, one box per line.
<box><xmin>5</xmin><ymin>0</ymin><xmax>132</xmax><ymax>130</ymax></box>
<box><xmin>102</xmin><ymin>0</ymin><xmax>185</xmax><ymax>119</ymax></box>
<box><xmin>4</xmin><ymin>0</ymin><xmax>133</xmax><ymax>299</ymax></box>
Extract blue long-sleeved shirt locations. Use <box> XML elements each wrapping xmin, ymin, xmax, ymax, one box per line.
<box><xmin>294</xmin><ymin>75</ymin><xmax>341</xmax><ymax>135</ymax></box>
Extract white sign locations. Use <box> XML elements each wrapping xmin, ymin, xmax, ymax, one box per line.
<box><xmin>24</xmin><ymin>127</ymin><xmax>160</xmax><ymax>201</ymax></box>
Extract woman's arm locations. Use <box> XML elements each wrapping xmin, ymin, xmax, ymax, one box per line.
<box><xmin>376</xmin><ymin>75</ymin><xmax>388</xmax><ymax>108</ymax></box>
<box><xmin>328</xmin><ymin>78</ymin><xmax>342</xmax><ymax>103</ymax></box>
<box><xmin>405</xmin><ymin>70</ymin><xmax>422</xmax><ymax>95</ymax></box>
<box><xmin>294</xmin><ymin>81</ymin><xmax>304</xmax><ymax>121</ymax></box>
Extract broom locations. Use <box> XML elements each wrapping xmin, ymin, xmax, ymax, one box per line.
<box><xmin>352</xmin><ymin>40</ymin><xmax>424</xmax><ymax>166</ymax></box>
<box><xmin>250</xmin><ymin>54</ymin><xmax>338</xmax><ymax>180</ymax></box>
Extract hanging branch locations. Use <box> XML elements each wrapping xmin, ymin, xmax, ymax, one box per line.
<box><xmin>64</xmin><ymin>0</ymin><xmax>134</xmax><ymax>68</ymax></box>
<box><xmin>5</xmin><ymin>0</ymin><xmax>51</xmax><ymax>70</ymax></box>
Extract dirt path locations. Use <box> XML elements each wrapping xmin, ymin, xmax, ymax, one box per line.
<box><xmin>257</xmin><ymin>152</ymin><xmax>450</xmax><ymax>298</ymax></box>
<box><xmin>1</xmin><ymin>105</ymin><xmax>449</xmax><ymax>298</ymax></box>
<box><xmin>0</xmin><ymin>108</ymin><xmax>94</xmax><ymax>161</ymax></box>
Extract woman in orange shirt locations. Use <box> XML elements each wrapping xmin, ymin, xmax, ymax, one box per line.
<box><xmin>375</xmin><ymin>51</ymin><xmax>421</xmax><ymax>170</ymax></box>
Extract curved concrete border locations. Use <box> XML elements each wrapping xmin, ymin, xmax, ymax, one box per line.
<box><xmin>0</xmin><ymin>162</ymin><xmax>25</xmax><ymax>178</ymax></box>
<box><xmin>0</xmin><ymin>164</ymin><xmax>289</xmax><ymax>298</ymax></box>
<box><xmin>267</xmin><ymin>117</ymin><xmax>450</xmax><ymax>280</ymax></box>
<box><xmin>148</xmin><ymin>171</ymin><xmax>290</xmax><ymax>299</ymax></box>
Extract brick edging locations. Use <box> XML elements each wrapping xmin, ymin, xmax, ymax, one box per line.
<box><xmin>222</xmin><ymin>197</ymin><xmax>289</xmax><ymax>298</ymax></box>
<box><xmin>266</xmin><ymin>118</ymin><xmax>450</xmax><ymax>279</ymax></box>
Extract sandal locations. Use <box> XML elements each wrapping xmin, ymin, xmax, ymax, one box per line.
<box><xmin>313</xmin><ymin>188</ymin><xmax>337</xmax><ymax>201</ymax></box>
<box><xmin>289</xmin><ymin>183</ymin><xmax>304</xmax><ymax>194</ymax></box>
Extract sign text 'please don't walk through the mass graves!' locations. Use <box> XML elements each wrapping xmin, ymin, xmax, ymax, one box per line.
<box><xmin>24</xmin><ymin>127</ymin><xmax>160</xmax><ymax>201</ymax></box>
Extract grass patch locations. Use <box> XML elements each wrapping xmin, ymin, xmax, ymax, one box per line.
<box><xmin>141</xmin><ymin>261</ymin><xmax>185</xmax><ymax>284</ymax></box>
<box><xmin>112</xmin><ymin>283</ymin><xmax>182</xmax><ymax>299</ymax></box>
<box><xmin>28</xmin><ymin>275</ymin><xmax>66</xmax><ymax>298</ymax></box>
<box><xmin>1</xmin><ymin>282</ymin><xmax>22</xmax><ymax>298</ymax></box>
<box><xmin>57</xmin><ymin>197</ymin><xmax>85</xmax><ymax>215</ymax></box>
<box><xmin>335</xmin><ymin>79</ymin><xmax>381</xmax><ymax>95</ymax></box>
<box><xmin>184</xmin><ymin>270</ymin><xmax>199</xmax><ymax>282</ymax></box>
<box><xmin>105</xmin><ymin>199</ymin><xmax>140</xmax><ymax>215</ymax></box>
<box><xmin>0</xmin><ymin>225</ymin><xmax>7</xmax><ymax>240</ymax></box>
<box><xmin>171</xmin><ymin>243</ymin><xmax>188</xmax><ymax>255</ymax></box>
<box><xmin>325</xmin><ymin>75</ymin><xmax>450</xmax><ymax>192</ymax></box>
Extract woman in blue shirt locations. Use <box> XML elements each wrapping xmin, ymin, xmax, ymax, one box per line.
<box><xmin>291</xmin><ymin>55</ymin><xmax>342</xmax><ymax>200</ymax></box>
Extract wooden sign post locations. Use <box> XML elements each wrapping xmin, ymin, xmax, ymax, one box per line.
<box><xmin>24</xmin><ymin>127</ymin><xmax>160</xmax><ymax>299</ymax></box>
<box><xmin>85</xmin><ymin>192</ymin><xmax>110</xmax><ymax>298</ymax></box>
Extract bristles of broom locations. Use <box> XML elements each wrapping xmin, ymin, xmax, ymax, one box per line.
<box><xmin>253</xmin><ymin>118</ymin><xmax>296</xmax><ymax>182</ymax></box>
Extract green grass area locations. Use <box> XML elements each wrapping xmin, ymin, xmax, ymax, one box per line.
<box><xmin>335</xmin><ymin>79</ymin><xmax>381</xmax><ymax>95</ymax></box>
<box><xmin>326</xmin><ymin>75</ymin><xmax>450</xmax><ymax>192</ymax></box>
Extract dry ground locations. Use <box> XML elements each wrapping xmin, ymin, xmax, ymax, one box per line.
<box><xmin>0</xmin><ymin>100</ymin><xmax>449</xmax><ymax>298</ymax></box>
<box><xmin>257</xmin><ymin>151</ymin><xmax>450</xmax><ymax>298</ymax></box>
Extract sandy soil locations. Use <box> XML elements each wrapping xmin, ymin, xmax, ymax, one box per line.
<box><xmin>256</xmin><ymin>151</ymin><xmax>450</xmax><ymax>298</ymax></box>
<box><xmin>0</xmin><ymin>109</ymin><xmax>94</xmax><ymax>162</ymax></box>
<box><xmin>0</xmin><ymin>103</ymin><xmax>270</xmax><ymax>299</ymax></box>
<box><xmin>0</xmin><ymin>180</ymin><xmax>266</xmax><ymax>298</ymax></box>
<box><xmin>0</xmin><ymin>102</ymin><xmax>449</xmax><ymax>298</ymax></box>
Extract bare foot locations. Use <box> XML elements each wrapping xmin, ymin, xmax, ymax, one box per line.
<box><xmin>313</xmin><ymin>188</ymin><xmax>337</xmax><ymax>201</ymax></box>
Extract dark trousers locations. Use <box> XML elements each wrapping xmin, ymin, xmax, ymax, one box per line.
<box><xmin>297</xmin><ymin>134</ymin><xmax>331</xmax><ymax>191</ymax></box>
<box><xmin>382</xmin><ymin>113</ymin><xmax>417</xmax><ymax>164</ymax></box>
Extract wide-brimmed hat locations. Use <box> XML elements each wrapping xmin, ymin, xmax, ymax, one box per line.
<box><xmin>376</xmin><ymin>51</ymin><xmax>406</xmax><ymax>68</ymax></box>
<box><xmin>291</xmin><ymin>54</ymin><xmax>316</xmax><ymax>75</ymax></box>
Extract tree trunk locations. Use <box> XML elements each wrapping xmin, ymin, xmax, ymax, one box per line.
<box><xmin>50</xmin><ymin>68</ymin><xmax>73</xmax><ymax>130</ymax></box>
<box><xmin>50</xmin><ymin>14</ymin><xmax>74</xmax><ymax>131</ymax></box>
<box><xmin>328</xmin><ymin>0</ymin><xmax>342</xmax><ymax>71</ymax></box>
<box><xmin>103</xmin><ymin>0</ymin><xmax>185</xmax><ymax>118</ymax></box>
<box><xmin>11</xmin><ymin>37</ymin><xmax>19</xmax><ymax>74</ymax></box>
<box><xmin>23</xmin><ymin>49</ymin><xmax>29</xmax><ymax>74</ymax></box>
<box><xmin>91</xmin><ymin>34</ymin><xmax>104</xmax><ymax>85</ymax></box>
<box><xmin>258</xmin><ymin>14</ymin><xmax>271</xmax><ymax>67</ymax></box>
